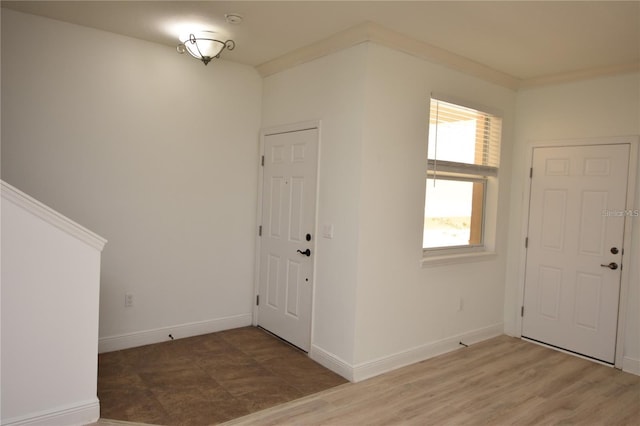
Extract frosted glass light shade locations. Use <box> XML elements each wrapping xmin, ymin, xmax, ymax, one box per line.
<box><xmin>184</xmin><ymin>32</ymin><xmax>224</xmax><ymax>59</ymax></box>
<box><xmin>177</xmin><ymin>31</ymin><xmax>234</xmax><ymax>65</ymax></box>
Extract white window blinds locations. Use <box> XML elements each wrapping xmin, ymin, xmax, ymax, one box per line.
<box><xmin>428</xmin><ymin>97</ymin><xmax>502</xmax><ymax>177</ymax></box>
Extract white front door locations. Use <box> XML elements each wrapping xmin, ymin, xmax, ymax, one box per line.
<box><xmin>257</xmin><ymin>127</ymin><xmax>318</xmax><ymax>351</ymax></box>
<box><xmin>522</xmin><ymin>144</ymin><xmax>630</xmax><ymax>363</ymax></box>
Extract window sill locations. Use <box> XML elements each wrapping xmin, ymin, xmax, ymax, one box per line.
<box><xmin>421</xmin><ymin>250</ymin><xmax>497</xmax><ymax>268</ymax></box>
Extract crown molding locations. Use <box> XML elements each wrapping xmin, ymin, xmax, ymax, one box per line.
<box><xmin>256</xmin><ymin>22</ymin><xmax>372</xmax><ymax>77</ymax></box>
<box><xmin>257</xmin><ymin>21</ymin><xmax>520</xmax><ymax>90</ymax></box>
<box><xmin>257</xmin><ymin>22</ymin><xmax>639</xmax><ymax>91</ymax></box>
<box><xmin>519</xmin><ymin>62</ymin><xmax>640</xmax><ymax>89</ymax></box>
<box><xmin>364</xmin><ymin>22</ymin><xmax>521</xmax><ymax>90</ymax></box>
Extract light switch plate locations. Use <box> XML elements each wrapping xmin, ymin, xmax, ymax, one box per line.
<box><xmin>322</xmin><ymin>224</ymin><xmax>334</xmax><ymax>239</ymax></box>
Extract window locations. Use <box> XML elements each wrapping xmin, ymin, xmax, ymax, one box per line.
<box><xmin>423</xmin><ymin>96</ymin><xmax>502</xmax><ymax>254</ymax></box>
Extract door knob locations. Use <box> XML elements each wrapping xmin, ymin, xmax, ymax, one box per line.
<box><xmin>600</xmin><ymin>262</ymin><xmax>618</xmax><ymax>270</ymax></box>
<box><xmin>297</xmin><ymin>249</ymin><xmax>311</xmax><ymax>257</ymax></box>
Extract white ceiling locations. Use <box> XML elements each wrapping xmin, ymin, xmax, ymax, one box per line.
<box><xmin>3</xmin><ymin>1</ymin><xmax>639</xmax><ymax>82</ymax></box>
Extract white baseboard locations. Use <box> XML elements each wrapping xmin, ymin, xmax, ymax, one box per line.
<box><xmin>1</xmin><ymin>399</ymin><xmax>99</xmax><ymax>426</ymax></box>
<box><xmin>622</xmin><ymin>356</ymin><xmax>640</xmax><ymax>376</ymax></box>
<box><xmin>309</xmin><ymin>345</ymin><xmax>354</xmax><ymax>382</ymax></box>
<box><xmin>98</xmin><ymin>313</ymin><xmax>252</xmax><ymax>353</ymax></box>
<box><xmin>308</xmin><ymin>323</ymin><xmax>503</xmax><ymax>383</ymax></box>
<box><xmin>352</xmin><ymin>323</ymin><xmax>504</xmax><ymax>382</ymax></box>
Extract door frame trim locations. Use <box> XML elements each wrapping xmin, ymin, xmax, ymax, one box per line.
<box><xmin>515</xmin><ymin>135</ymin><xmax>639</xmax><ymax>369</ymax></box>
<box><xmin>252</xmin><ymin>120</ymin><xmax>322</xmax><ymax>351</ymax></box>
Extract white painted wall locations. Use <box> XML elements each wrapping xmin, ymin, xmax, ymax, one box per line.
<box><xmin>262</xmin><ymin>44</ymin><xmax>369</xmax><ymax>367</ymax></box>
<box><xmin>504</xmin><ymin>72</ymin><xmax>640</xmax><ymax>373</ymax></box>
<box><xmin>1</xmin><ymin>182</ymin><xmax>106</xmax><ymax>425</ymax></box>
<box><xmin>3</xmin><ymin>7</ymin><xmax>636</xmax><ymax>394</ymax></box>
<box><xmin>353</xmin><ymin>44</ymin><xmax>515</xmax><ymax>371</ymax></box>
<box><xmin>262</xmin><ymin>42</ymin><xmax>516</xmax><ymax>377</ymax></box>
<box><xmin>1</xmin><ymin>10</ymin><xmax>262</xmax><ymax>350</ymax></box>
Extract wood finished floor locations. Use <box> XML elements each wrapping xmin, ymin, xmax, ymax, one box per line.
<box><xmin>222</xmin><ymin>335</ymin><xmax>639</xmax><ymax>426</ymax></box>
<box><xmin>96</xmin><ymin>334</ymin><xmax>640</xmax><ymax>426</ymax></box>
<box><xmin>97</xmin><ymin>326</ymin><xmax>347</xmax><ymax>425</ymax></box>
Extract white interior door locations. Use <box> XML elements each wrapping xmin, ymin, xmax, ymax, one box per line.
<box><xmin>522</xmin><ymin>144</ymin><xmax>630</xmax><ymax>363</ymax></box>
<box><xmin>257</xmin><ymin>127</ymin><xmax>318</xmax><ymax>351</ymax></box>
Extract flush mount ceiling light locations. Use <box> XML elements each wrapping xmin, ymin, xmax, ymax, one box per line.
<box><xmin>177</xmin><ymin>31</ymin><xmax>235</xmax><ymax>66</ymax></box>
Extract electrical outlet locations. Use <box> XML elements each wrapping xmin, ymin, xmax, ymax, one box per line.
<box><xmin>125</xmin><ymin>293</ymin><xmax>134</xmax><ymax>308</ymax></box>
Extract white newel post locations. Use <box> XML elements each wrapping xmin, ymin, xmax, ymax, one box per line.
<box><xmin>1</xmin><ymin>181</ymin><xmax>107</xmax><ymax>426</ymax></box>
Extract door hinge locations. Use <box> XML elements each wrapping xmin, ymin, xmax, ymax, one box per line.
<box><xmin>530</xmin><ymin>167</ymin><xmax>533</xmax><ymax>178</ymax></box>
<box><xmin>521</xmin><ymin>306</ymin><xmax>524</xmax><ymax>317</ymax></box>
<box><xmin>258</xmin><ymin>225</ymin><xmax>262</xmax><ymax>236</ymax></box>
<box><xmin>256</xmin><ymin>295</ymin><xmax>260</xmax><ymax>306</ymax></box>
<box><xmin>525</xmin><ymin>237</ymin><xmax>528</xmax><ymax>248</ymax></box>
<box><xmin>261</xmin><ymin>155</ymin><xmax>264</xmax><ymax>166</ymax></box>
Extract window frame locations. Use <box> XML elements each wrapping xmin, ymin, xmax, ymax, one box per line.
<box><xmin>423</xmin><ymin>174</ymin><xmax>487</xmax><ymax>250</ymax></box>
<box><xmin>422</xmin><ymin>94</ymin><xmax>502</xmax><ymax>265</ymax></box>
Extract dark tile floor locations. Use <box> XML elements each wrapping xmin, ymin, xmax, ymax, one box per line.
<box><xmin>98</xmin><ymin>326</ymin><xmax>347</xmax><ymax>425</ymax></box>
